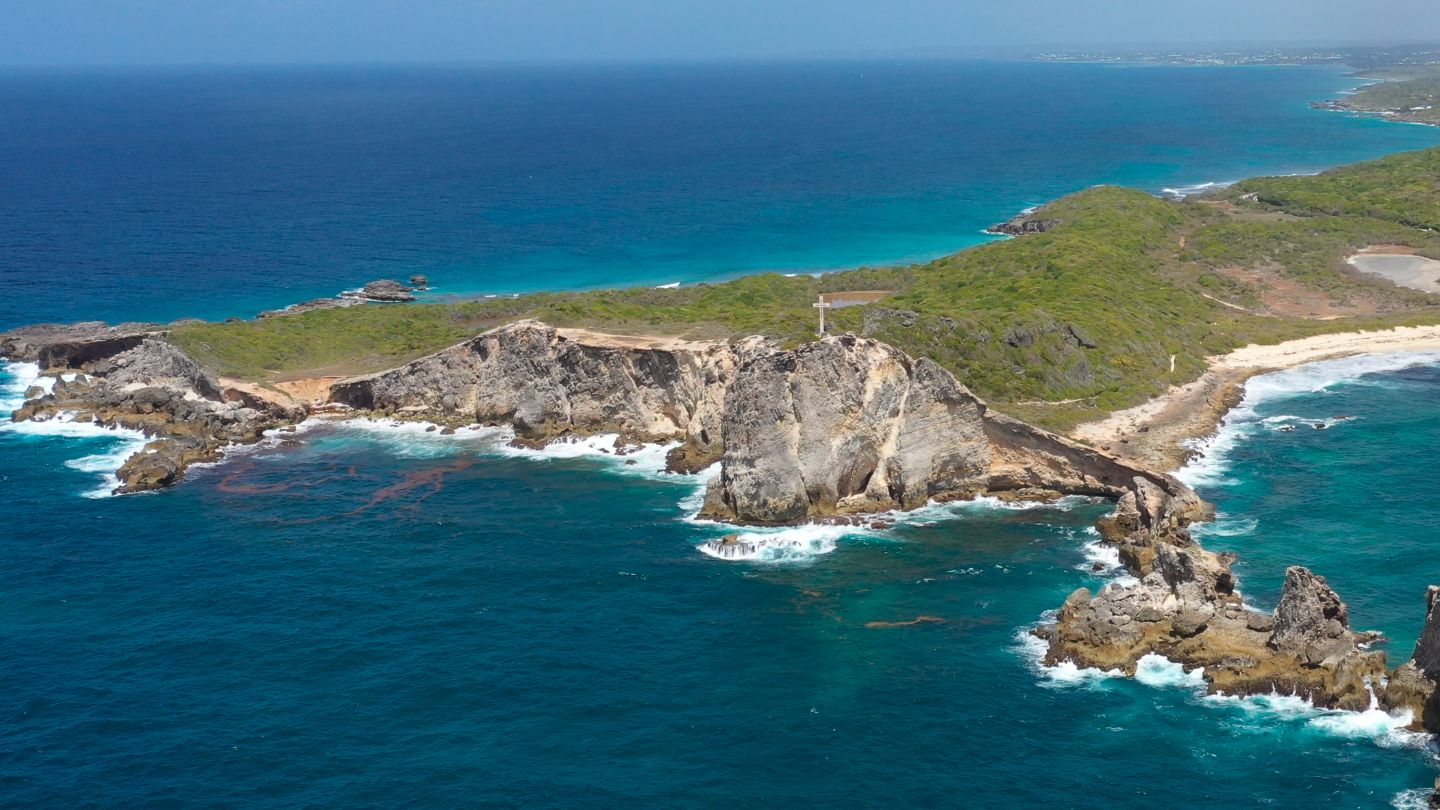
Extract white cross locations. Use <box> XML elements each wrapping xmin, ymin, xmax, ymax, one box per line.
<box><xmin>813</xmin><ymin>295</ymin><xmax>832</xmax><ymax>335</ymax></box>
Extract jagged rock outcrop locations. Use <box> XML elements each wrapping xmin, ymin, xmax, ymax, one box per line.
<box><xmin>988</xmin><ymin>215</ymin><xmax>1059</xmax><ymax>236</ymax></box>
<box><xmin>328</xmin><ymin>323</ymin><xmax>1188</xmax><ymax>526</ymax></box>
<box><xmin>258</xmin><ymin>297</ymin><xmax>362</xmax><ymax>319</ymax></box>
<box><xmin>1040</xmin><ymin>553</ymin><xmax>1386</xmax><ymax>710</ymax></box>
<box><xmin>348</xmin><ymin>279</ymin><xmax>416</xmax><ymax>302</ymax></box>
<box><xmin>0</xmin><ymin>321</ymin><xmax>162</xmax><ymax>367</ymax></box>
<box><xmin>1386</xmin><ymin>587</ymin><xmax>1440</xmax><ymax>730</ymax></box>
<box><xmin>697</xmin><ymin>336</ymin><xmax>991</xmax><ymax>523</ymax></box>
<box><xmin>6</xmin><ymin>337</ymin><xmax>300</xmax><ymax>494</ymax></box>
<box><xmin>329</xmin><ymin>321</ymin><xmax>738</xmax><ymax>467</ymax></box>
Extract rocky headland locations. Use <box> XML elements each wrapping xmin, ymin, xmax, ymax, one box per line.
<box><xmin>4</xmin><ymin>316</ymin><xmax>1440</xmax><ymax>735</ymax></box>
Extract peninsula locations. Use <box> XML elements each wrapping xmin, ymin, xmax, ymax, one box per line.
<box><xmin>8</xmin><ymin>145</ymin><xmax>1440</xmax><ymax>741</ymax></box>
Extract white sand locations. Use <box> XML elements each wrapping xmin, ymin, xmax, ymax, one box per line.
<box><xmin>1349</xmin><ymin>253</ymin><xmax>1440</xmax><ymax>294</ymax></box>
<box><xmin>1073</xmin><ymin>325</ymin><xmax>1440</xmax><ymax>456</ymax></box>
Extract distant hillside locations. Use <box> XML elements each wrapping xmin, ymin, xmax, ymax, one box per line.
<box><xmin>171</xmin><ymin>147</ymin><xmax>1440</xmax><ymax>432</ymax></box>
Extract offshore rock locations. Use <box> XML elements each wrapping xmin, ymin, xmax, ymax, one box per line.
<box><xmin>1385</xmin><ymin>586</ymin><xmax>1440</xmax><ymax>730</ymax></box>
<box><xmin>1042</xmin><ymin>557</ymin><xmax>1384</xmax><ymax>710</ymax></box>
<box><xmin>349</xmin><ymin>279</ymin><xmax>416</xmax><ymax>302</ymax></box>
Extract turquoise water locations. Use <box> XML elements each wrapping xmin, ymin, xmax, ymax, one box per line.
<box><xmin>4</xmin><ymin>356</ymin><xmax>1440</xmax><ymax>807</ymax></box>
<box><xmin>1183</xmin><ymin>354</ymin><xmax>1440</xmax><ymax>663</ymax></box>
<box><xmin>2</xmin><ymin>62</ymin><xmax>1440</xmax><ymax>328</ymax></box>
<box><xmin>6</xmin><ymin>62</ymin><xmax>1440</xmax><ymax>806</ymax></box>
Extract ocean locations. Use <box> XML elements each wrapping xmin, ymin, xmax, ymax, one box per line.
<box><xmin>3</xmin><ymin>61</ymin><xmax>1440</xmax><ymax>807</ymax></box>
<box><xmin>1</xmin><ymin>61</ymin><xmax>1439</xmax><ymax>328</ymax></box>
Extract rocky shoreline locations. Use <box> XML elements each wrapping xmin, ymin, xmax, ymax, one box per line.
<box><xmin>1035</xmin><ymin>469</ymin><xmax>1440</xmax><ymax>730</ymax></box>
<box><xmin>5</xmin><ymin>316</ymin><xmax>1440</xmax><ymax>743</ymax></box>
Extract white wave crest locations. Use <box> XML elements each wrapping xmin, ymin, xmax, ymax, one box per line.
<box><xmin>1160</xmin><ymin>180</ymin><xmax>1235</xmax><ymax>198</ymax></box>
<box><xmin>1133</xmin><ymin>654</ymin><xmax>1207</xmax><ymax>690</ymax></box>
<box><xmin>1392</xmin><ymin>788</ymin><xmax>1434</xmax><ymax>809</ymax></box>
<box><xmin>1191</xmin><ymin>514</ymin><xmax>1258</xmax><ymax>539</ymax></box>
<box><xmin>0</xmin><ymin>361</ymin><xmax>44</xmax><ymax>415</ymax></box>
<box><xmin>1</xmin><ymin>411</ymin><xmax>150</xmax><ymax>498</ymax></box>
<box><xmin>1014</xmin><ymin>621</ymin><xmax>1124</xmax><ymax>687</ymax></box>
<box><xmin>493</xmin><ymin>432</ymin><xmax>682</xmax><ymax>482</ymax></box>
<box><xmin>1176</xmin><ymin>351</ymin><xmax>1440</xmax><ymax>488</ymax></box>
<box><xmin>1076</xmin><ymin>537</ymin><xmax>1139</xmax><ymax>586</ymax></box>
<box><xmin>315</xmin><ymin>418</ymin><xmax>683</xmax><ymax>476</ymax></box>
<box><xmin>1205</xmin><ymin>686</ymin><xmax>1422</xmax><ymax>748</ymax></box>
<box><xmin>879</xmin><ymin>494</ymin><xmax>1102</xmax><ymax>528</ymax></box>
<box><xmin>696</xmin><ymin>524</ymin><xmax>848</xmax><ymax>562</ymax></box>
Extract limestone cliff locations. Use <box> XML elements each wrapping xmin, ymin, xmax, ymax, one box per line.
<box><xmin>326</xmin><ymin>324</ymin><xmax>1195</xmax><ymax>527</ymax></box>
<box><xmin>692</xmin><ymin>334</ymin><xmax>1196</xmax><ymax>525</ymax></box>
<box><xmin>697</xmin><ymin>336</ymin><xmax>991</xmax><ymax>523</ymax></box>
<box><xmin>1386</xmin><ymin>587</ymin><xmax>1440</xmax><ymax>730</ymax></box>
<box><xmin>328</xmin><ymin>321</ymin><xmax>737</xmax><ymax>467</ymax></box>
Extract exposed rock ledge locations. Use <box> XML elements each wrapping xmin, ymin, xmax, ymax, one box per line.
<box><xmin>327</xmin><ymin>320</ymin><xmax>1195</xmax><ymax>526</ymax></box>
<box><xmin>1036</xmin><ymin>446</ymin><xmax>1440</xmax><ymax>732</ymax></box>
<box><xmin>6</xmin><ymin>319</ymin><xmax>1440</xmax><ymax>733</ymax></box>
<box><xmin>2</xmin><ymin>324</ymin><xmax>303</xmax><ymax>493</ymax></box>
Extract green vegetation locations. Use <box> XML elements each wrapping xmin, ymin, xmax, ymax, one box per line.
<box><xmin>1332</xmin><ymin>71</ymin><xmax>1440</xmax><ymax>126</ymax></box>
<box><xmin>1229</xmin><ymin>147</ymin><xmax>1440</xmax><ymax>230</ymax></box>
<box><xmin>172</xmin><ymin>146</ymin><xmax>1440</xmax><ymax>432</ymax></box>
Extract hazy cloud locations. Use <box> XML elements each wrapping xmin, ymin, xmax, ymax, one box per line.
<box><xmin>2</xmin><ymin>0</ymin><xmax>1437</xmax><ymax>67</ymax></box>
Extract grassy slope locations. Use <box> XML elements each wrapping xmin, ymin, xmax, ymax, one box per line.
<box><xmin>171</xmin><ymin>147</ymin><xmax>1440</xmax><ymax>432</ymax></box>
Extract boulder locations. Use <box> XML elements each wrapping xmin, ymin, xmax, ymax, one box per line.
<box><xmin>353</xmin><ymin>279</ymin><xmax>416</xmax><ymax>302</ymax></box>
<box><xmin>1268</xmin><ymin>567</ymin><xmax>1352</xmax><ymax>655</ymax></box>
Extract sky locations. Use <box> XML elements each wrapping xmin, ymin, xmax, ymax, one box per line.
<box><xmin>3</xmin><ymin>0</ymin><xmax>1439</xmax><ymax>67</ymax></box>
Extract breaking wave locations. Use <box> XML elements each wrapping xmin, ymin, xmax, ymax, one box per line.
<box><xmin>695</xmin><ymin>524</ymin><xmax>850</xmax><ymax>562</ymax></box>
<box><xmin>1160</xmin><ymin>180</ymin><xmax>1235</xmax><ymax>198</ymax></box>
<box><xmin>2</xmin><ymin>361</ymin><xmax>150</xmax><ymax>497</ymax></box>
<box><xmin>1176</xmin><ymin>351</ymin><xmax>1440</xmax><ymax>489</ymax></box>
<box><xmin>1205</xmin><ymin>688</ymin><xmax>1422</xmax><ymax>748</ymax></box>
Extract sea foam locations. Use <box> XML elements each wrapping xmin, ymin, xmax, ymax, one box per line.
<box><xmin>1</xmin><ymin>362</ymin><xmax>151</xmax><ymax>497</ymax></box>
<box><xmin>1176</xmin><ymin>350</ymin><xmax>1440</xmax><ymax>488</ymax></box>
<box><xmin>695</xmin><ymin>524</ymin><xmax>850</xmax><ymax>562</ymax></box>
<box><xmin>1205</xmin><ymin>687</ymin><xmax>1422</xmax><ymax>748</ymax></box>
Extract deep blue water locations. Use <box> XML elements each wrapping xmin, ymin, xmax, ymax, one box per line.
<box><xmin>2</xmin><ymin>61</ymin><xmax>1440</xmax><ymax>328</ymax></box>
<box><xmin>5</xmin><ymin>62</ymin><xmax>1440</xmax><ymax>807</ymax></box>
<box><xmin>4</xmin><ymin>357</ymin><xmax>1440</xmax><ymax>808</ymax></box>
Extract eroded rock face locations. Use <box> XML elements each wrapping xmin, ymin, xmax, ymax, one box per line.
<box><xmin>1386</xmin><ymin>587</ymin><xmax>1440</xmax><ymax>730</ymax></box>
<box><xmin>989</xmin><ymin>215</ymin><xmax>1059</xmax><ymax>236</ymax></box>
<box><xmin>1040</xmin><ymin>472</ymin><xmax>1438</xmax><ymax>722</ymax></box>
<box><xmin>0</xmin><ymin>321</ymin><xmax>160</xmax><ymax>367</ymax></box>
<box><xmin>697</xmin><ymin>336</ymin><xmax>991</xmax><ymax>523</ymax></box>
<box><xmin>350</xmin><ymin>279</ymin><xmax>416</xmax><ymax>302</ymax></box>
<box><xmin>330</xmin><ymin>324</ymin><xmax>1185</xmax><ymax>526</ymax></box>
<box><xmin>7</xmin><ymin>338</ymin><xmax>298</xmax><ymax>494</ymax></box>
<box><xmin>1041</xmin><ymin>552</ymin><xmax>1385</xmax><ymax>711</ymax></box>
<box><xmin>329</xmin><ymin>321</ymin><xmax>739</xmax><ymax>465</ymax></box>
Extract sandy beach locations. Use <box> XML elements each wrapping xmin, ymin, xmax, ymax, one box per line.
<box><xmin>1071</xmin><ymin>325</ymin><xmax>1440</xmax><ymax>470</ymax></box>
